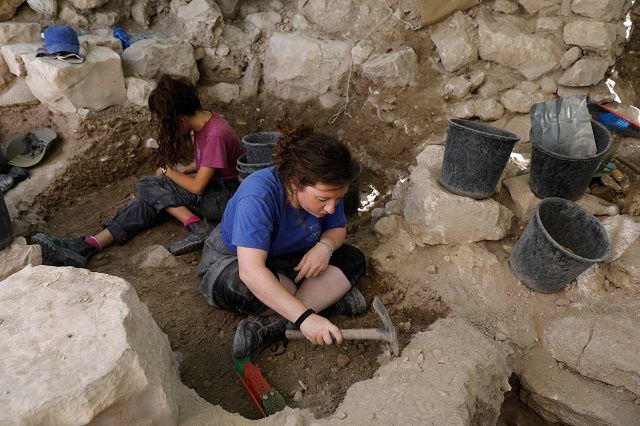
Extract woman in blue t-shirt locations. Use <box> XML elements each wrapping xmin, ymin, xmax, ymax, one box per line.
<box><xmin>197</xmin><ymin>125</ymin><xmax>367</xmax><ymax>358</ymax></box>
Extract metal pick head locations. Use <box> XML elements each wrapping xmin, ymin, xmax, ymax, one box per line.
<box><xmin>372</xmin><ymin>296</ymin><xmax>399</xmax><ymax>357</ymax></box>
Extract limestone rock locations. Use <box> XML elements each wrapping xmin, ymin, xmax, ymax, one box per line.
<box><xmin>558</xmin><ymin>58</ymin><xmax>609</xmax><ymax>87</ymax></box>
<box><xmin>536</xmin><ymin>17</ymin><xmax>564</xmax><ymax>32</ymax></box>
<box><xmin>0</xmin><ymin>23</ymin><xmax>41</xmax><ymax>46</ymax></box>
<box><xmin>177</xmin><ymin>0</ymin><xmax>223</xmax><ymax>47</ymax></box>
<box><xmin>560</xmin><ymin>46</ymin><xmax>583</xmax><ymax>69</ymax></box>
<box><xmin>79</xmin><ymin>34</ymin><xmax>123</xmax><ymax>55</ymax></box>
<box><xmin>430</xmin><ymin>12</ymin><xmax>478</xmax><ymax>73</ymax></box>
<box><xmin>374</xmin><ymin>215</ymin><xmax>403</xmax><ymax>237</ymax></box>
<box><xmin>503</xmin><ymin>174</ymin><xmax>538</xmax><ymax>220</ymax></box>
<box><xmin>263</xmin><ymin>32</ymin><xmax>351</xmax><ymax>103</ymax></box>
<box><xmin>500</xmin><ymin>88</ymin><xmax>545</xmax><ymax>113</ymax></box>
<box><xmin>58</xmin><ymin>3</ymin><xmax>89</xmax><ymax>27</ymax></box>
<box><xmin>132</xmin><ymin>245</ymin><xmax>178</xmax><ymax>268</ymax></box>
<box><xmin>518</xmin><ymin>61</ymin><xmax>557</xmax><ymax>81</ymax></box>
<box><xmin>474</xmin><ymin>98</ymin><xmax>504</xmax><ymax>121</ymax></box>
<box><xmin>0</xmin><ymin>43</ymin><xmax>41</xmax><ymax>77</ymax></box>
<box><xmin>564</xmin><ymin>21</ymin><xmax>619</xmax><ymax>51</ymax></box>
<box><xmin>239</xmin><ymin>57</ymin><xmax>261</xmax><ymax>101</ymax></box>
<box><xmin>571</xmin><ymin>0</ymin><xmax>626</xmax><ymax>21</ymax></box>
<box><xmin>0</xmin><ymin>77</ymin><xmax>37</xmax><ymax>107</ymax></box>
<box><xmin>70</xmin><ymin>0</ymin><xmax>109</xmax><ymax>10</ymax></box>
<box><xmin>444</xmin><ymin>76</ymin><xmax>472</xmax><ymax>99</ymax></box>
<box><xmin>604</xmin><ymin>235</ymin><xmax>640</xmax><ymax>291</ymax></box>
<box><xmin>26</xmin><ymin>0</ymin><xmax>57</xmax><ymax>17</ymax></box>
<box><xmin>477</xmin><ymin>11</ymin><xmax>563</xmax><ymax>70</ymax></box>
<box><xmin>351</xmin><ymin>40</ymin><xmax>374</xmax><ymax>66</ymax></box>
<box><xmin>336</xmin><ymin>318</ymin><xmax>510</xmax><ymax>425</ymax></box>
<box><xmin>600</xmin><ymin>214</ymin><xmax>640</xmax><ymax>262</ymax></box>
<box><xmin>24</xmin><ymin>46</ymin><xmax>127</xmax><ymax>113</ymax></box>
<box><xmin>521</xmin><ymin>347</ymin><xmax>640</xmax><ymax>425</ymax></box>
<box><xmin>0</xmin><ymin>265</ymin><xmax>180</xmax><ymax>424</ymax></box>
<box><xmin>318</xmin><ymin>91</ymin><xmax>341</xmax><ymax>109</ymax></box>
<box><xmin>403</xmin><ymin>145</ymin><xmax>513</xmax><ymax>245</ymax></box>
<box><xmin>0</xmin><ymin>0</ymin><xmax>25</xmax><ymax>21</ymax></box>
<box><xmin>197</xmin><ymin>47</ymin><xmax>242</xmax><ymax>85</ymax></box>
<box><xmin>544</xmin><ymin>312</ymin><xmax>640</xmax><ymax>395</ymax></box>
<box><xmin>517</xmin><ymin>0</ymin><xmax>562</xmax><ymax>14</ymax></box>
<box><xmin>125</xmin><ymin>76</ymin><xmax>157</xmax><ymax>107</ymax></box>
<box><xmin>204</xmin><ymin>82</ymin><xmax>240</xmax><ymax>104</ymax></box>
<box><xmin>362</xmin><ymin>46</ymin><xmax>418</xmax><ymax>88</ymax></box>
<box><xmin>0</xmin><ymin>237</ymin><xmax>42</xmax><ymax>281</ymax></box>
<box><xmin>121</xmin><ymin>38</ymin><xmax>199</xmax><ymax>84</ymax></box>
<box><xmin>246</xmin><ymin>11</ymin><xmax>281</xmax><ymax>34</ymax></box>
<box><xmin>131</xmin><ymin>0</ymin><xmax>156</xmax><ymax>28</ymax></box>
<box><xmin>504</xmin><ymin>114</ymin><xmax>532</xmax><ymax>143</ymax></box>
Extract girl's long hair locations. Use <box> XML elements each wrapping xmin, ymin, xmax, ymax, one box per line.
<box><xmin>273</xmin><ymin>123</ymin><xmax>360</xmax><ymax>204</ymax></box>
<box><xmin>148</xmin><ymin>74</ymin><xmax>201</xmax><ymax>166</ymax></box>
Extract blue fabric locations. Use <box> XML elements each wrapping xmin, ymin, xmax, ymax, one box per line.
<box><xmin>44</xmin><ymin>26</ymin><xmax>80</xmax><ymax>54</ymax></box>
<box><xmin>220</xmin><ymin>167</ymin><xmax>346</xmax><ymax>258</ymax></box>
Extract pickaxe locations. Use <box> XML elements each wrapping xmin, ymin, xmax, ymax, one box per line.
<box><xmin>285</xmin><ymin>296</ymin><xmax>399</xmax><ymax>356</ymax></box>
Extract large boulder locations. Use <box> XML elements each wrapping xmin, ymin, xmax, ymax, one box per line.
<box><xmin>0</xmin><ymin>237</ymin><xmax>41</xmax><ymax>281</ymax></box>
<box><xmin>177</xmin><ymin>0</ymin><xmax>223</xmax><ymax>47</ymax></box>
<box><xmin>23</xmin><ymin>46</ymin><xmax>127</xmax><ymax>113</ymax></box>
<box><xmin>402</xmin><ymin>145</ymin><xmax>513</xmax><ymax>245</ymax></box>
<box><xmin>70</xmin><ymin>0</ymin><xmax>109</xmax><ymax>10</ymax></box>
<box><xmin>0</xmin><ymin>23</ymin><xmax>41</xmax><ymax>46</ymax></box>
<box><xmin>121</xmin><ymin>38</ymin><xmax>199</xmax><ymax>85</ymax></box>
<box><xmin>477</xmin><ymin>11</ymin><xmax>563</xmax><ymax>70</ymax></box>
<box><xmin>361</xmin><ymin>46</ymin><xmax>418</xmax><ymax>88</ymax></box>
<box><xmin>0</xmin><ymin>42</ymin><xmax>41</xmax><ymax>77</ymax></box>
<box><xmin>263</xmin><ymin>32</ymin><xmax>351</xmax><ymax>103</ymax></box>
<box><xmin>0</xmin><ymin>265</ymin><xmax>181</xmax><ymax>424</ymax></box>
<box><xmin>430</xmin><ymin>12</ymin><xmax>479</xmax><ymax>73</ymax></box>
<box><xmin>0</xmin><ymin>0</ymin><xmax>25</xmax><ymax>21</ymax></box>
<box><xmin>26</xmin><ymin>0</ymin><xmax>57</xmax><ymax>18</ymax></box>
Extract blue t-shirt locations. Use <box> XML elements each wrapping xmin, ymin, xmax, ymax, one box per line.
<box><xmin>220</xmin><ymin>167</ymin><xmax>346</xmax><ymax>258</ymax></box>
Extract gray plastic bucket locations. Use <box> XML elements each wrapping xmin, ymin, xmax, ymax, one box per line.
<box><xmin>236</xmin><ymin>153</ymin><xmax>273</xmax><ymax>181</ymax></box>
<box><xmin>509</xmin><ymin>197</ymin><xmax>611</xmax><ymax>293</ymax></box>
<box><xmin>529</xmin><ymin>120</ymin><xmax>612</xmax><ymax>201</ymax></box>
<box><xmin>242</xmin><ymin>132</ymin><xmax>279</xmax><ymax>164</ymax></box>
<box><xmin>440</xmin><ymin>119</ymin><xmax>520</xmax><ymax>199</ymax></box>
<box><xmin>0</xmin><ymin>193</ymin><xmax>14</xmax><ymax>251</ymax></box>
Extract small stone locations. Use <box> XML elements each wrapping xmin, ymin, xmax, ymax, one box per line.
<box><xmin>298</xmin><ymin>379</ymin><xmax>307</xmax><ymax>391</ymax></box>
<box><xmin>315</xmin><ymin>373</ymin><xmax>326</xmax><ymax>383</ymax></box>
<box><xmin>634</xmin><ymin>398</ymin><xmax>640</xmax><ymax>406</ymax></box>
<box><xmin>357</xmin><ymin>344</ymin><xmax>366</xmax><ymax>354</ymax></box>
<box><xmin>293</xmin><ymin>390</ymin><xmax>303</xmax><ymax>401</ymax></box>
<box><xmin>287</xmin><ymin>351</ymin><xmax>296</xmax><ymax>361</ymax></box>
<box><xmin>425</xmin><ymin>265</ymin><xmax>437</xmax><ymax>274</ymax></box>
<box><xmin>337</xmin><ymin>354</ymin><xmax>351</xmax><ymax>368</ymax></box>
<box><xmin>161</xmin><ymin>319</ymin><xmax>175</xmax><ymax>328</ymax></box>
<box><xmin>555</xmin><ymin>298</ymin><xmax>571</xmax><ymax>306</ymax></box>
<box><xmin>203</xmin><ymin>380</ymin><xmax>212</xmax><ymax>389</ymax></box>
<box><xmin>495</xmin><ymin>332</ymin><xmax>507</xmax><ymax>341</ymax></box>
<box><xmin>336</xmin><ymin>412</ymin><xmax>347</xmax><ymax>420</ymax></box>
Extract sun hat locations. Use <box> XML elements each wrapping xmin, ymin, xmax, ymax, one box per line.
<box><xmin>44</xmin><ymin>26</ymin><xmax>80</xmax><ymax>55</ymax></box>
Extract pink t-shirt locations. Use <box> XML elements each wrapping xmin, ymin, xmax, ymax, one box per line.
<box><xmin>194</xmin><ymin>112</ymin><xmax>244</xmax><ymax>180</ymax></box>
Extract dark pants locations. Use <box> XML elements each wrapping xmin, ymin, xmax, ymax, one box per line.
<box><xmin>103</xmin><ymin>175</ymin><xmax>239</xmax><ymax>245</ymax></box>
<box><xmin>197</xmin><ymin>226</ymin><xmax>366</xmax><ymax>315</ymax></box>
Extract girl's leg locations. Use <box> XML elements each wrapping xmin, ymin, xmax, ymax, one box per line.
<box><xmin>290</xmin><ymin>267</ymin><xmax>351</xmax><ymax>312</ymax></box>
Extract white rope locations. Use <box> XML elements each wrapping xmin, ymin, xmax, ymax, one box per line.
<box><xmin>328</xmin><ymin>0</ymin><xmax>421</xmax><ymax>124</ymax></box>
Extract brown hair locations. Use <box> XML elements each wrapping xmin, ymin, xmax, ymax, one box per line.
<box><xmin>273</xmin><ymin>124</ymin><xmax>360</xmax><ymax>203</ymax></box>
<box><xmin>148</xmin><ymin>74</ymin><xmax>201</xmax><ymax>166</ymax></box>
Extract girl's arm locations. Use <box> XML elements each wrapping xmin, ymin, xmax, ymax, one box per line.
<box><xmin>237</xmin><ymin>246</ymin><xmax>343</xmax><ymax>345</ymax></box>
<box><xmin>179</xmin><ymin>162</ymin><xmax>197</xmax><ymax>175</ymax></box>
<box><xmin>156</xmin><ymin>165</ymin><xmax>215</xmax><ymax>195</ymax></box>
<box><xmin>293</xmin><ymin>226</ymin><xmax>346</xmax><ymax>282</ymax></box>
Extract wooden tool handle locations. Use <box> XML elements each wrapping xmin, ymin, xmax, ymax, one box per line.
<box><xmin>285</xmin><ymin>328</ymin><xmax>385</xmax><ymax>340</ymax></box>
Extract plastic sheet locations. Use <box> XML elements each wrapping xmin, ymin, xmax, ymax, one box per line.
<box><xmin>530</xmin><ymin>95</ymin><xmax>597</xmax><ymax>158</ymax></box>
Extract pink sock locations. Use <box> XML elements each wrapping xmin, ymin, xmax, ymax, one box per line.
<box><xmin>183</xmin><ymin>215</ymin><xmax>200</xmax><ymax>227</ymax></box>
<box><xmin>85</xmin><ymin>236</ymin><xmax>102</xmax><ymax>251</ymax></box>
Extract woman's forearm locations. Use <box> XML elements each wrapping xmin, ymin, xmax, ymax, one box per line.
<box><xmin>318</xmin><ymin>227</ymin><xmax>346</xmax><ymax>252</ymax></box>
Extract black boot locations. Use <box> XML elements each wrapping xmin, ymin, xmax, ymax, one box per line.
<box><xmin>31</xmin><ymin>234</ymin><xmax>97</xmax><ymax>268</ymax></box>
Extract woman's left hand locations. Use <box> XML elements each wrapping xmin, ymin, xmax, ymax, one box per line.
<box><xmin>155</xmin><ymin>167</ymin><xmax>165</xmax><ymax>177</ymax></box>
<box><xmin>293</xmin><ymin>244</ymin><xmax>331</xmax><ymax>282</ymax></box>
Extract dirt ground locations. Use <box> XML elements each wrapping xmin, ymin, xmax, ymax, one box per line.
<box><xmin>3</xmin><ymin>1</ymin><xmax>640</xmax><ymax>423</ymax></box>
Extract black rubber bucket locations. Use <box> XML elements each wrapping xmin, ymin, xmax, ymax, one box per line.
<box><xmin>440</xmin><ymin>119</ymin><xmax>519</xmax><ymax>199</ymax></box>
<box><xmin>529</xmin><ymin>120</ymin><xmax>612</xmax><ymax>201</ymax></box>
<box><xmin>0</xmin><ymin>193</ymin><xmax>14</xmax><ymax>251</ymax></box>
<box><xmin>236</xmin><ymin>153</ymin><xmax>273</xmax><ymax>181</ymax></box>
<box><xmin>509</xmin><ymin>197</ymin><xmax>611</xmax><ymax>293</ymax></box>
<box><xmin>242</xmin><ymin>132</ymin><xmax>279</xmax><ymax>164</ymax></box>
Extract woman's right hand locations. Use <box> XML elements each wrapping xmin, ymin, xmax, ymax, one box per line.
<box><xmin>299</xmin><ymin>314</ymin><xmax>343</xmax><ymax>345</ymax></box>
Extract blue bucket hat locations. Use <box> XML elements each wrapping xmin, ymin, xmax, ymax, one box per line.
<box><xmin>44</xmin><ymin>26</ymin><xmax>80</xmax><ymax>55</ymax></box>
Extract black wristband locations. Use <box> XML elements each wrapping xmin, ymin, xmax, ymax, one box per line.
<box><xmin>294</xmin><ymin>308</ymin><xmax>315</xmax><ymax>329</ymax></box>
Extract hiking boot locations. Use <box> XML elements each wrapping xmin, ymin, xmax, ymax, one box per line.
<box><xmin>31</xmin><ymin>234</ymin><xmax>96</xmax><ymax>268</ymax></box>
<box><xmin>323</xmin><ymin>287</ymin><xmax>367</xmax><ymax>316</ymax></box>
<box><xmin>232</xmin><ymin>314</ymin><xmax>291</xmax><ymax>358</ymax></box>
<box><xmin>169</xmin><ymin>219</ymin><xmax>213</xmax><ymax>256</ymax></box>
